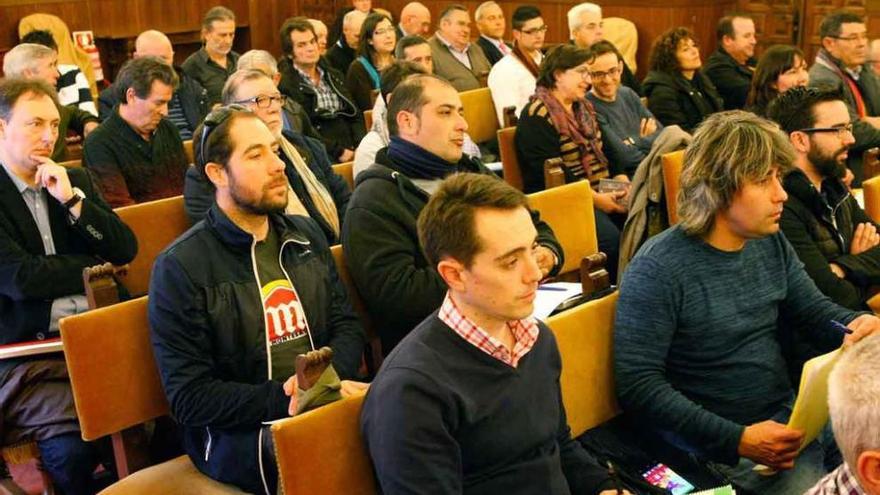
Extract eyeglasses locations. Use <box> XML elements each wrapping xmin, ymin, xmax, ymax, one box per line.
<box><xmin>234</xmin><ymin>94</ymin><xmax>286</xmax><ymax>109</ymax></box>
<box><xmin>520</xmin><ymin>25</ymin><xmax>548</xmax><ymax>35</ymax></box>
<box><xmin>831</xmin><ymin>33</ymin><xmax>868</xmax><ymax>42</ymax></box>
<box><xmin>571</xmin><ymin>67</ymin><xmax>592</xmax><ymax>80</ymax></box>
<box><xmin>797</xmin><ymin>123</ymin><xmax>854</xmax><ymax>139</ymax></box>
<box><xmin>197</xmin><ymin>104</ymin><xmax>250</xmax><ymax>168</ymax></box>
<box><xmin>589</xmin><ymin>66</ymin><xmax>621</xmax><ymax>80</ymax></box>
<box><xmin>373</xmin><ymin>27</ymin><xmax>396</xmax><ymax>36</ymax></box>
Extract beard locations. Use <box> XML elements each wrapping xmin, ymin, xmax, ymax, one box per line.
<box><xmin>807</xmin><ymin>145</ymin><xmax>848</xmax><ymax>180</ymax></box>
<box><xmin>229</xmin><ymin>172</ymin><xmax>289</xmax><ymax>215</ymax></box>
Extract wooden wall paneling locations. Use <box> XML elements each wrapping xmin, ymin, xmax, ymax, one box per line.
<box><xmin>0</xmin><ymin>0</ymin><xmax>93</xmax><ymax>53</ymax></box>
<box><xmin>249</xmin><ymin>0</ymin><xmax>304</xmax><ymax>58</ymax></box>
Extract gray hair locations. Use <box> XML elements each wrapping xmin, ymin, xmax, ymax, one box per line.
<box><xmin>567</xmin><ymin>3</ymin><xmax>601</xmax><ymax>37</ymax></box>
<box><xmin>677</xmin><ymin>110</ymin><xmax>795</xmax><ymax>236</ymax></box>
<box><xmin>829</xmin><ymin>335</ymin><xmax>880</xmax><ymax>471</ymax></box>
<box><xmin>3</xmin><ymin>43</ymin><xmax>54</xmax><ymax>78</ymax></box>
<box><xmin>221</xmin><ymin>69</ymin><xmax>272</xmax><ymax>104</ymax></box>
<box><xmin>237</xmin><ymin>50</ymin><xmax>278</xmax><ymax>77</ymax></box>
<box><xmin>475</xmin><ymin>1</ymin><xmax>499</xmax><ymax>21</ymax></box>
<box><xmin>343</xmin><ymin>9</ymin><xmax>368</xmax><ymax>29</ymax></box>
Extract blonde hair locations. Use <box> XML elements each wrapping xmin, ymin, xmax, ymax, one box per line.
<box><xmin>677</xmin><ymin>111</ymin><xmax>795</xmax><ymax>236</ymax></box>
<box><xmin>829</xmin><ymin>334</ymin><xmax>880</xmax><ymax>470</ymax></box>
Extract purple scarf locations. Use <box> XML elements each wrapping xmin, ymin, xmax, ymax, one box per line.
<box><xmin>533</xmin><ymin>86</ymin><xmax>608</xmax><ymax>180</ymax></box>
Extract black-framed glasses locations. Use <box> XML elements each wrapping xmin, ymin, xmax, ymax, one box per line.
<box><xmin>521</xmin><ymin>25</ymin><xmax>548</xmax><ymax>35</ymax></box>
<box><xmin>197</xmin><ymin>104</ymin><xmax>250</xmax><ymax>168</ymax></box>
<box><xmin>234</xmin><ymin>94</ymin><xmax>286</xmax><ymax>109</ymax></box>
<box><xmin>831</xmin><ymin>33</ymin><xmax>868</xmax><ymax>42</ymax></box>
<box><xmin>797</xmin><ymin>123</ymin><xmax>854</xmax><ymax>139</ymax></box>
<box><xmin>589</xmin><ymin>66</ymin><xmax>621</xmax><ymax>80</ymax></box>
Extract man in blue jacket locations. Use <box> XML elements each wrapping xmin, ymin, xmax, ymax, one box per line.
<box><xmin>149</xmin><ymin>106</ymin><xmax>366</xmax><ymax>494</ymax></box>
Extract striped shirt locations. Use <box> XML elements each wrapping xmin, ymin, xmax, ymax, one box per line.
<box><xmin>57</xmin><ymin>64</ymin><xmax>97</xmax><ymax>116</ymax></box>
<box><xmin>166</xmin><ymin>92</ymin><xmax>192</xmax><ymax>140</ymax></box>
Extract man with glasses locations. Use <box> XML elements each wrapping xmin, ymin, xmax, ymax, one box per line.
<box><xmin>704</xmin><ymin>15</ymin><xmax>758</xmax><ymax>110</ymax></box>
<box><xmin>150</xmin><ymin>105</ymin><xmax>366</xmax><ymax>494</ymax></box>
<box><xmin>567</xmin><ymin>2</ymin><xmax>641</xmax><ymax>96</ymax></box>
<box><xmin>278</xmin><ymin>16</ymin><xmax>364</xmax><ymax>164</ymax></box>
<box><xmin>586</xmin><ymin>40</ymin><xmax>663</xmax><ymax>177</ymax></box>
<box><xmin>809</xmin><ymin>10</ymin><xmax>880</xmax><ymax>185</ymax></box>
<box><xmin>184</xmin><ymin>69</ymin><xmax>349</xmax><ymax>244</ymax></box>
<box><xmin>767</xmin><ymin>86</ymin><xmax>880</xmax><ymax>311</ymax></box>
<box><xmin>487</xmin><ymin>5</ymin><xmax>546</xmax><ymax>126</ymax></box>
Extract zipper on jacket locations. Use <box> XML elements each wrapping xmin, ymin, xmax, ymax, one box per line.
<box><xmin>204</xmin><ymin>426</ymin><xmax>212</xmax><ymax>462</ymax></box>
<box><xmin>249</xmin><ymin>238</ymin><xmax>274</xmax><ymax>380</ymax></box>
<box><xmin>278</xmin><ymin>238</ymin><xmax>318</xmax><ymax>352</ymax></box>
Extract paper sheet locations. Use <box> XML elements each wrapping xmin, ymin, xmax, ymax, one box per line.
<box><xmin>788</xmin><ymin>348</ymin><xmax>841</xmax><ymax>452</ymax></box>
<box><xmin>531</xmin><ymin>282</ymin><xmax>582</xmax><ymax>320</ymax></box>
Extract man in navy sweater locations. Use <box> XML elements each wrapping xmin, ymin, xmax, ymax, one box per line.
<box><xmin>614</xmin><ymin>110</ymin><xmax>880</xmax><ymax>494</ymax></box>
<box><xmin>361</xmin><ymin>172</ymin><xmax>626</xmax><ymax>494</ymax></box>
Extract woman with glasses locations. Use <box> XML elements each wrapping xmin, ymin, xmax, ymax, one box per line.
<box><xmin>346</xmin><ymin>13</ymin><xmax>396</xmax><ymax>111</ymax></box>
<box><xmin>515</xmin><ymin>44</ymin><xmax>625</xmax><ymax>280</ymax></box>
<box><xmin>746</xmin><ymin>45</ymin><xmax>809</xmax><ymax>116</ymax></box>
<box><xmin>642</xmin><ymin>27</ymin><xmax>723</xmax><ymax>133</ymax></box>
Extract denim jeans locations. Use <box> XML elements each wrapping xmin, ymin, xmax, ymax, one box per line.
<box><xmin>37</xmin><ymin>433</ymin><xmax>99</xmax><ymax>495</ymax></box>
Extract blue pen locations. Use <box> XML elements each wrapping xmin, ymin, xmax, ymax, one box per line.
<box><xmin>537</xmin><ymin>286</ymin><xmax>567</xmax><ymax>292</ymax></box>
<box><xmin>830</xmin><ymin>320</ymin><xmax>854</xmax><ymax>335</ymax></box>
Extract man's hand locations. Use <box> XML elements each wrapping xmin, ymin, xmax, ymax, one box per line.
<box><xmin>593</xmin><ymin>190</ymin><xmax>628</xmax><ymax>214</ymax></box>
<box><xmin>844</xmin><ymin>314</ymin><xmax>880</xmax><ymax>348</ymax></box>
<box><xmin>283</xmin><ymin>375</ymin><xmax>299</xmax><ymax>416</ymax></box>
<box><xmin>850</xmin><ymin>223</ymin><xmax>880</xmax><ymax>255</ymax></box>
<box><xmin>639</xmin><ymin>117</ymin><xmax>657</xmax><ymax>138</ymax></box>
<box><xmin>338</xmin><ymin>148</ymin><xmax>355</xmax><ymax>162</ymax></box>
<box><xmin>84</xmin><ymin>121</ymin><xmax>98</xmax><ymax>136</ymax></box>
<box><xmin>535</xmin><ymin>245</ymin><xmax>557</xmax><ymax>277</ymax></box>
<box><xmin>340</xmin><ymin>380</ymin><xmax>370</xmax><ymax>397</ymax></box>
<box><xmin>829</xmin><ymin>263</ymin><xmax>846</xmax><ymax>278</ymax></box>
<box><xmin>864</xmin><ymin>116</ymin><xmax>880</xmax><ymax>129</ymax></box>
<box><xmin>33</xmin><ymin>156</ymin><xmax>74</xmax><ymax>204</ymax></box>
<box><xmin>737</xmin><ymin>420</ymin><xmax>803</xmax><ymax>470</ymax></box>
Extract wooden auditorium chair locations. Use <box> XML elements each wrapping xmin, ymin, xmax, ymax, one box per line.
<box><xmin>459</xmin><ymin>87</ymin><xmax>499</xmax><ymax>145</ymax></box>
<box><xmin>497</xmin><ymin>127</ymin><xmax>524</xmax><ymax>191</ymax></box>
<box><xmin>862</xmin><ymin>175</ymin><xmax>880</xmax><ymax>224</ymax></box>
<box><xmin>527</xmin><ymin>181</ymin><xmax>599</xmax><ymax>277</ymax></box>
<box><xmin>183</xmin><ymin>140</ymin><xmax>194</xmax><ymax>166</ymax></box>
<box><xmin>333</xmin><ymin>161</ymin><xmax>355</xmax><ymax>191</ymax></box>
<box><xmin>330</xmin><ymin>245</ymin><xmax>383</xmax><ymax>374</ymax></box>
<box><xmin>662</xmin><ymin>150</ymin><xmax>685</xmax><ymax>225</ymax></box>
<box><xmin>364</xmin><ymin>110</ymin><xmax>373</xmax><ymax>131</ymax></box>
<box><xmin>59</xmin><ymin>297</ymin><xmax>246</xmax><ymax>494</ymax></box>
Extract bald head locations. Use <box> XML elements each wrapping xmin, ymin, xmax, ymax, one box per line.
<box><xmin>400</xmin><ymin>2</ymin><xmax>431</xmax><ymax>37</ymax></box>
<box><xmin>135</xmin><ymin>30</ymin><xmax>174</xmax><ymax>65</ymax></box>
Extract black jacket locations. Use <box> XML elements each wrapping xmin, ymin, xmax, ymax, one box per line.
<box><xmin>703</xmin><ymin>48</ymin><xmax>755</xmax><ymax>110</ymax></box>
<box><xmin>325</xmin><ymin>39</ymin><xmax>357</xmax><ymax>76</ymax></box>
<box><xmin>0</xmin><ymin>167</ymin><xmax>137</xmax><ymax>377</ymax></box>
<box><xmin>342</xmin><ymin>149</ymin><xmax>563</xmax><ymax>354</ymax></box>
<box><xmin>780</xmin><ymin>169</ymin><xmax>880</xmax><ymax>310</ymax></box>
<box><xmin>278</xmin><ymin>57</ymin><xmax>365</xmax><ymax>160</ymax></box>
<box><xmin>183</xmin><ymin>130</ymin><xmax>351</xmax><ymax>243</ymax></box>
<box><xmin>477</xmin><ymin>36</ymin><xmax>509</xmax><ymax>66</ymax></box>
<box><xmin>148</xmin><ymin>205</ymin><xmax>364</xmax><ymax>431</ymax></box>
<box><xmin>643</xmin><ymin>69</ymin><xmax>724</xmax><ymax>134</ymax></box>
<box><xmin>98</xmin><ymin>67</ymin><xmax>209</xmax><ymax>133</ymax></box>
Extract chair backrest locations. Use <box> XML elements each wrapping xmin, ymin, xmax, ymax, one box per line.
<box><xmin>662</xmin><ymin>150</ymin><xmax>685</xmax><ymax>225</ymax></box>
<box><xmin>497</xmin><ymin>127</ymin><xmax>523</xmax><ymax>191</ymax></box>
<box><xmin>527</xmin><ymin>181</ymin><xmax>598</xmax><ymax>276</ymax></box>
<box><xmin>545</xmin><ymin>291</ymin><xmax>620</xmax><ymax>437</ymax></box>
<box><xmin>272</xmin><ymin>394</ymin><xmax>377</xmax><ymax>495</ymax></box>
<box><xmin>333</xmin><ymin>161</ymin><xmax>355</xmax><ymax>191</ymax></box>
<box><xmin>59</xmin><ymin>296</ymin><xmax>169</xmax><ymax>441</ymax></box>
<box><xmin>115</xmin><ymin>196</ymin><xmax>191</xmax><ymax>296</ymax></box>
<box><xmin>183</xmin><ymin>140</ymin><xmax>194</xmax><ymax>166</ymax></box>
<box><xmin>460</xmin><ymin>87</ymin><xmax>499</xmax><ymax>144</ymax></box>
<box><xmin>863</xmin><ymin>175</ymin><xmax>880</xmax><ymax>223</ymax></box>
<box><xmin>364</xmin><ymin>110</ymin><xmax>374</xmax><ymax>131</ymax></box>
<box><xmin>331</xmin><ymin>245</ymin><xmax>382</xmax><ymax>373</ymax></box>
<box><xmin>603</xmin><ymin>17</ymin><xmax>638</xmax><ymax>72</ymax></box>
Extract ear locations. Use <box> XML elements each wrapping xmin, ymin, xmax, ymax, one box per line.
<box><xmin>396</xmin><ymin>110</ymin><xmax>417</xmax><ymax>136</ymax></box>
<box><xmin>0</xmin><ymin>118</ymin><xmax>6</xmax><ymax>140</ymax></box>
<box><xmin>273</xmin><ymin>72</ymin><xmax>282</xmax><ymax>86</ymax></box>
<box><xmin>789</xmin><ymin>131</ymin><xmax>811</xmax><ymax>153</ymax></box>
<box><xmin>124</xmin><ymin>87</ymin><xmax>137</xmax><ymax>105</ymax></box>
<box><xmin>821</xmin><ymin>36</ymin><xmax>835</xmax><ymax>52</ymax></box>
<box><xmin>512</xmin><ymin>30</ymin><xmax>522</xmax><ymax>43</ymax></box>
<box><xmin>204</xmin><ymin>161</ymin><xmax>229</xmax><ymax>190</ymax></box>
<box><xmin>436</xmin><ymin>258</ymin><xmax>467</xmax><ymax>292</ymax></box>
<box><xmin>857</xmin><ymin>451</ymin><xmax>880</xmax><ymax>493</ymax></box>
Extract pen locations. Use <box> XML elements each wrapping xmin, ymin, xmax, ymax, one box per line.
<box><xmin>537</xmin><ymin>286</ymin><xmax>567</xmax><ymax>292</ymax></box>
<box><xmin>606</xmin><ymin>461</ymin><xmax>622</xmax><ymax>495</ymax></box>
<box><xmin>830</xmin><ymin>320</ymin><xmax>854</xmax><ymax>335</ymax></box>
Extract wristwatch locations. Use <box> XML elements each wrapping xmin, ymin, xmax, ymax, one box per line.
<box><xmin>63</xmin><ymin>187</ymin><xmax>85</xmax><ymax>210</ymax></box>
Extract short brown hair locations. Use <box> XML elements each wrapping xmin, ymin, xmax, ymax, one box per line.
<box><xmin>418</xmin><ymin>173</ymin><xmax>528</xmax><ymax>268</ymax></box>
<box><xmin>0</xmin><ymin>77</ymin><xmax>59</xmax><ymax>121</ymax></box>
<box><xmin>280</xmin><ymin>16</ymin><xmax>316</xmax><ymax>56</ymax></box>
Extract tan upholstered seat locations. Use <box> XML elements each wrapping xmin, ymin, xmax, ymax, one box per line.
<box><xmin>331</xmin><ymin>245</ymin><xmax>382</xmax><ymax>373</ymax></box>
<box><xmin>459</xmin><ymin>87</ymin><xmax>499</xmax><ymax>144</ymax></box>
<box><xmin>183</xmin><ymin>139</ymin><xmax>194</xmax><ymax>166</ymax></box>
<box><xmin>862</xmin><ymin>175</ymin><xmax>880</xmax><ymax>223</ymax></box>
<box><xmin>333</xmin><ymin>161</ymin><xmax>355</xmax><ymax>191</ymax></box>
<box><xmin>498</xmin><ymin>127</ymin><xmax>523</xmax><ymax>191</ymax></box>
<box><xmin>527</xmin><ymin>181</ymin><xmax>599</xmax><ymax>276</ymax></box>
<box><xmin>99</xmin><ymin>455</ymin><xmax>245</xmax><ymax>495</ymax></box>
<box><xmin>603</xmin><ymin>17</ymin><xmax>638</xmax><ymax>73</ymax></box>
<box><xmin>662</xmin><ymin>150</ymin><xmax>685</xmax><ymax>225</ymax></box>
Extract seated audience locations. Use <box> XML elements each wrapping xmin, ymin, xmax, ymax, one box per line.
<box><xmin>805</xmin><ymin>334</ymin><xmax>880</xmax><ymax>495</ymax></box>
<box><xmin>587</xmin><ymin>40</ymin><xmax>664</xmax><ymax>177</ymax></box>
<box><xmin>515</xmin><ymin>45</ymin><xmax>624</xmax><ymax>279</ymax></box>
<box><xmin>236</xmin><ymin>49</ymin><xmax>323</xmax><ymax>142</ymax></box>
<box><xmin>567</xmin><ymin>2</ymin><xmax>641</xmax><ymax>95</ymax></box>
<box><xmin>487</xmin><ymin>5</ymin><xmax>546</xmax><ymax>126</ymax></box>
<box><xmin>346</xmin><ymin>13</ymin><xmax>397</xmax><ymax>111</ymax></box>
<box><xmin>362</xmin><ymin>173</ymin><xmax>628</xmax><ymax>495</ymax></box>
<box><xmin>327</xmin><ymin>9</ymin><xmax>366</xmax><ymax>76</ymax></box>
<box><xmin>768</xmin><ymin>87</ymin><xmax>879</xmax><ymax>310</ymax></box>
<box><xmin>809</xmin><ymin>10</ymin><xmax>880</xmax><ymax>185</ymax></box>
<box><xmin>328</xmin><ymin>0</ymin><xmax>373</xmax><ymax>52</ymax></box>
<box><xmin>182</xmin><ymin>6</ymin><xmax>239</xmax><ymax>107</ymax></box>
<box><xmin>3</xmin><ymin>43</ymin><xmax>98</xmax><ymax>162</ymax></box>
<box><xmin>746</xmin><ymin>44</ymin><xmax>809</xmax><ymax>116</ymax></box>
<box><xmin>19</xmin><ymin>29</ymin><xmax>96</xmax><ymax>116</ymax></box>
<box><xmin>704</xmin><ymin>14</ymin><xmax>758</xmax><ymax>110</ymax></box>
<box><xmin>99</xmin><ymin>30</ymin><xmax>209</xmax><ymax>141</ymax></box>
<box><xmin>475</xmin><ymin>1</ymin><xmax>510</xmax><ymax>66</ymax></box>
<box><xmin>83</xmin><ymin>56</ymin><xmax>187</xmax><ymax>207</ymax></box>
<box><xmin>643</xmin><ymin>27</ymin><xmax>723</xmax><ymax>133</ymax></box>
<box><xmin>396</xmin><ymin>2</ymin><xmax>431</xmax><ymax>39</ymax></box>
<box><xmin>615</xmin><ymin>109</ymin><xmax>880</xmax><ymax>494</ymax></box>
<box><xmin>0</xmin><ymin>78</ymin><xmax>137</xmax><ymax>494</ymax></box>
<box><xmin>396</xmin><ymin>35</ymin><xmax>434</xmax><ymax>73</ymax></box>
<box><xmin>150</xmin><ymin>106</ymin><xmax>365</xmax><ymax>495</ymax></box>
<box><xmin>308</xmin><ymin>18</ymin><xmax>329</xmax><ymax>55</ymax></box>
<box><xmin>342</xmin><ymin>74</ymin><xmax>562</xmax><ymax>354</ymax></box>
<box><xmin>428</xmin><ymin>5</ymin><xmax>492</xmax><ymax>92</ymax></box>
<box><xmin>278</xmin><ymin>17</ymin><xmax>365</xmax><ymax>164</ymax></box>
<box><xmin>185</xmin><ymin>69</ymin><xmax>349</xmax><ymax>244</ymax></box>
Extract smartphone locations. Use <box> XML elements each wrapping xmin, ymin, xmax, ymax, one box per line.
<box><xmin>641</xmin><ymin>463</ymin><xmax>695</xmax><ymax>495</ymax></box>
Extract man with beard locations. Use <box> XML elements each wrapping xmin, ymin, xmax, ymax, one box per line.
<box><xmin>768</xmin><ymin>86</ymin><xmax>880</xmax><ymax>310</ymax></box>
<box><xmin>182</xmin><ymin>6</ymin><xmax>240</xmax><ymax>106</ymax></box>
<box><xmin>149</xmin><ymin>106</ymin><xmax>366</xmax><ymax>494</ymax></box>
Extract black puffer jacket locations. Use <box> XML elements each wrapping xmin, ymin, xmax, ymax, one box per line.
<box><xmin>780</xmin><ymin>168</ymin><xmax>880</xmax><ymax>309</ymax></box>
<box><xmin>342</xmin><ymin>149</ymin><xmax>564</xmax><ymax>354</ymax></box>
<box><xmin>643</xmin><ymin>69</ymin><xmax>723</xmax><ymax>133</ymax></box>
